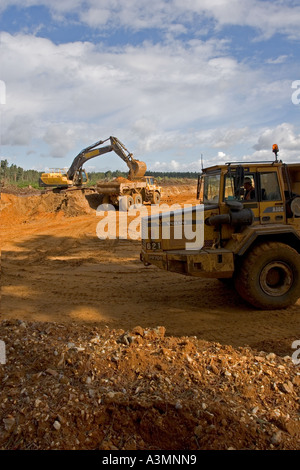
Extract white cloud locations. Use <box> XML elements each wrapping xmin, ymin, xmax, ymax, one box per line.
<box><xmin>151</xmin><ymin>158</ymin><xmax>203</xmax><ymax>172</ymax></box>
<box><xmin>179</xmin><ymin>0</ymin><xmax>300</xmax><ymax>40</ymax></box>
<box><xmin>76</xmin><ymin>1</ymin><xmax>300</xmax><ymax>41</ymax></box>
<box><xmin>248</xmin><ymin>123</ymin><xmax>300</xmax><ymax>165</ymax></box>
<box><xmin>133</xmin><ymin>127</ymin><xmax>252</xmax><ymax>157</ymax></box>
<box><xmin>253</xmin><ymin>123</ymin><xmax>300</xmax><ymax>160</ymax></box>
<box><xmin>266</xmin><ymin>55</ymin><xmax>289</xmax><ymax>65</ymax></box>
<box><xmin>0</xmin><ymin>28</ymin><xmax>299</xmax><ymax>169</ymax></box>
<box><xmin>1</xmin><ymin>115</ymin><xmax>34</xmax><ymax>146</ymax></box>
<box><xmin>1</xmin><ymin>1</ymin><xmax>300</xmax><ymax>40</ymax></box>
<box><xmin>0</xmin><ymin>33</ymin><xmax>260</xmax><ymax>151</ymax></box>
<box><xmin>43</xmin><ymin>123</ymin><xmax>81</xmax><ymax>159</ymax></box>
<box><xmin>211</xmin><ymin>128</ymin><xmax>249</xmax><ymax>149</ymax></box>
<box><xmin>218</xmin><ymin>151</ymin><xmax>226</xmax><ymax>158</ymax></box>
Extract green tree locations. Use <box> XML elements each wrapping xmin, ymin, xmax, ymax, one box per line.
<box><xmin>0</xmin><ymin>159</ymin><xmax>8</xmax><ymax>180</ymax></box>
<box><xmin>16</xmin><ymin>166</ymin><xmax>24</xmax><ymax>182</ymax></box>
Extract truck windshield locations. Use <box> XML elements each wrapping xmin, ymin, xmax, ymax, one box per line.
<box><xmin>202</xmin><ymin>173</ymin><xmax>221</xmax><ymax>204</ymax></box>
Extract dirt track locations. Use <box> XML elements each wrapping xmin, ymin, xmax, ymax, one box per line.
<box><xmin>1</xmin><ymin>183</ymin><xmax>299</xmax><ymax>355</ymax></box>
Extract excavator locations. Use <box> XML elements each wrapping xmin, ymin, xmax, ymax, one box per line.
<box><xmin>39</xmin><ymin>136</ymin><xmax>147</xmax><ymax>189</ymax></box>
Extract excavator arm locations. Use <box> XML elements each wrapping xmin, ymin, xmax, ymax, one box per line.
<box><xmin>67</xmin><ymin>136</ymin><xmax>146</xmax><ymax>182</ymax></box>
<box><xmin>67</xmin><ymin>138</ymin><xmax>112</xmax><ymax>181</ymax></box>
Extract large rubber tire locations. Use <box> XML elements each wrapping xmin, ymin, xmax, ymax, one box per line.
<box><xmin>234</xmin><ymin>242</ymin><xmax>300</xmax><ymax>310</ymax></box>
<box><xmin>127</xmin><ymin>195</ymin><xmax>134</xmax><ymax>209</ymax></box>
<box><xmin>134</xmin><ymin>194</ymin><xmax>143</xmax><ymax>205</ymax></box>
<box><xmin>151</xmin><ymin>191</ymin><xmax>161</xmax><ymax>205</ymax></box>
<box><xmin>99</xmin><ymin>194</ymin><xmax>111</xmax><ymax>211</ymax></box>
<box><xmin>119</xmin><ymin>195</ymin><xmax>134</xmax><ymax>211</ymax></box>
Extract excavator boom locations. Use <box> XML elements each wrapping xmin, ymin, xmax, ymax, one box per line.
<box><xmin>67</xmin><ymin>140</ymin><xmax>112</xmax><ymax>181</ymax></box>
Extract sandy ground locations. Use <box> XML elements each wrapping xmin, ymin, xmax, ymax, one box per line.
<box><xmin>1</xmin><ymin>182</ymin><xmax>299</xmax><ymax>355</ymax></box>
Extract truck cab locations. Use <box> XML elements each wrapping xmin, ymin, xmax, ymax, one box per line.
<box><xmin>145</xmin><ymin>176</ymin><xmax>162</xmax><ymax>204</ymax></box>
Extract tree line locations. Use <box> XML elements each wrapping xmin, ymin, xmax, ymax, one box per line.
<box><xmin>0</xmin><ymin>159</ymin><xmax>198</xmax><ymax>187</ymax></box>
<box><xmin>0</xmin><ymin>159</ymin><xmax>41</xmax><ymax>186</ymax></box>
<box><xmin>87</xmin><ymin>170</ymin><xmax>198</xmax><ymax>184</ymax></box>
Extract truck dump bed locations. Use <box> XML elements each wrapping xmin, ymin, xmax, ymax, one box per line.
<box><xmin>96</xmin><ymin>179</ymin><xmax>146</xmax><ymax>195</ymax></box>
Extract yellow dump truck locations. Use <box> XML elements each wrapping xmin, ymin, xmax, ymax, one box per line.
<box><xmin>96</xmin><ymin>175</ymin><xmax>162</xmax><ymax>210</ymax></box>
<box><xmin>141</xmin><ymin>145</ymin><xmax>300</xmax><ymax>309</ymax></box>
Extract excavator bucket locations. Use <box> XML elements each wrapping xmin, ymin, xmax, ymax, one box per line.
<box><xmin>129</xmin><ymin>159</ymin><xmax>147</xmax><ymax>180</ymax></box>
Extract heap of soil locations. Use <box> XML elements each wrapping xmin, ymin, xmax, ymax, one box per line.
<box><xmin>113</xmin><ymin>177</ymin><xmax>132</xmax><ymax>183</ymax></box>
<box><xmin>0</xmin><ymin>320</ymin><xmax>299</xmax><ymax>450</ymax></box>
<box><xmin>0</xmin><ymin>191</ymin><xmax>102</xmax><ymax>220</ymax></box>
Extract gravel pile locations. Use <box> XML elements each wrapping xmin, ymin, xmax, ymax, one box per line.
<box><xmin>0</xmin><ymin>320</ymin><xmax>299</xmax><ymax>450</ymax></box>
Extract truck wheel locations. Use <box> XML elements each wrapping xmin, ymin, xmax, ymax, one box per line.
<box><xmin>134</xmin><ymin>194</ymin><xmax>143</xmax><ymax>205</ymax></box>
<box><xmin>234</xmin><ymin>242</ymin><xmax>300</xmax><ymax>309</ymax></box>
<box><xmin>119</xmin><ymin>195</ymin><xmax>134</xmax><ymax>211</ymax></box>
<box><xmin>151</xmin><ymin>192</ymin><xmax>161</xmax><ymax>204</ymax></box>
<box><xmin>99</xmin><ymin>194</ymin><xmax>111</xmax><ymax>211</ymax></box>
<box><xmin>127</xmin><ymin>196</ymin><xmax>134</xmax><ymax>209</ymax></box>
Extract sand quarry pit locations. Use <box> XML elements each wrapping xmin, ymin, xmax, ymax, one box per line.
<box><xmin>0</xmin><ymin>183</ymin><xmax>299</xmax><ymax>450</ymax></box>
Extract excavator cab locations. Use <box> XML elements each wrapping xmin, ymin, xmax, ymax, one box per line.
<box><xmin>39</xmin><ymin>169</ymin><xmax>70</xmax><ymax>188</ymax></box>
<box><xmin>39</xmin><ymin>168</ymin><xmax>88</xmax><ymax>188</ymax></box>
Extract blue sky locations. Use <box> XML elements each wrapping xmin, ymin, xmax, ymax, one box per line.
<box><xmin>0</xmin><ymin>0</ymin><xmax>300</xmax><ymax>173</ymax></box>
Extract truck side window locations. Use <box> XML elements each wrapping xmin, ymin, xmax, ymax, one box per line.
<box><xmin>243</xmin><ymin>175</ymin><xmax>256</xmax><ymax>201</ymax></box>
<box><xmin>224</xmin><ymin>173</ymin><xmax>256</xmax><ymax>201</ymax></box>
<box><xmin>259</xmin><ymin>172</ymin><xmax>281</xmax><ymax>201</ymax></box>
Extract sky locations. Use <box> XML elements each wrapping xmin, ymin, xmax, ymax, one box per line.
<box><xmin>0</xmin><ymin>0</ymin><xmax>300</xmax><ymax>173</ymax></box>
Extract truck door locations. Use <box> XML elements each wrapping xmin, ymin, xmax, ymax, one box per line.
<box><xmin>258</xmin><ymin>171</ymin><xmax>286</xmax><ymax>224</ymax></box>
<box><xmin>240</xmin><ymin>173</ymin><xmax>260</xmax><ymax>224</ymax></box>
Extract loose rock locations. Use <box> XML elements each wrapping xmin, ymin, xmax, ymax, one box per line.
<box><xmin>0</xmin><ymin>320</ymin><xmax>299</xmax><ymax>450</ymax></box>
